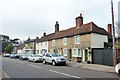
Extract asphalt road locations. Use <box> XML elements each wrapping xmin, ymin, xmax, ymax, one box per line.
<box><xmin>2</xmin><ymin>56</ymin><xmax>120</xmax><ymax>79</ymax></box>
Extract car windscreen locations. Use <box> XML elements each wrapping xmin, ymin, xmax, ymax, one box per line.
<box><xmin>51</xmin><ymin>53</ymin><xmax>61</xmax><ymax>57</ymax></box>
<box><xmin>34</xmin><ymin>55</ymin><xmax>40</xmax><ymax>57</ymax></box>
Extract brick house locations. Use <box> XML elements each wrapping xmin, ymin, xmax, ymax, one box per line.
<box><xmin>38</xmin><ymin>14</ymin><xmax>112</xmax><ymax>62</ymax></box>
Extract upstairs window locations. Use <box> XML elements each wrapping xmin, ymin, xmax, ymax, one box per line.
<box><xmin>63</xmin><ymin>38</ymin><xmax>67</xmax><ymax>45</ymax></box>
<box><xmin>75</xmin><ymin>35</ymin><xmax>80</xmax><ymax>44</ymax></box>
<box><xmin>52</xmin><ymin>40</ymin><xmax>55</xmax><ymax>46</ymax></box>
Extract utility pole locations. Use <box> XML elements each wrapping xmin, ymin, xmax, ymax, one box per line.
<box><xmin>111</xmin><ymin>0</ymin><xmax>117</xmax><ymax>67</ymax></box>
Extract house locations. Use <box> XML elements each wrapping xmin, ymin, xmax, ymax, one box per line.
<box><xmin>24</xmin><ymin>37</ymin><xmax>39</xmax><ymax>55</ymax></box>
<box><xmin>17</xmin><ymin>44</ymin><xmax>25</xmax><ymax>54</ymax></box>
<box><xmin>36</xmin><ymin>34</ymin><xmax>48</xmax><ymax>56</ymax></box>
<box><xmin>38</xmin><ymin>13</ymin><xmax>112</xmax><ymax>62</ymax></box>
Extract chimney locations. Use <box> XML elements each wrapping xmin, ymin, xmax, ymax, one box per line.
<box><xmin>55</xmin><ymin>21</ymin><xmax>59</xmax><ymax>32</ymax></box>
<box><xmin>76</xmin><ymin>13</ymin><xmax>83</xmax><ymax>28</ymax></box>
<box><xmin>108</xmin><ymin>24</ymin><xmax>112</xmax><ymax>35</ymax></box>
<box><xmin>43</xmin><ymin>32</ymin><xmax>46</xmax><ymax>36</ymax></box>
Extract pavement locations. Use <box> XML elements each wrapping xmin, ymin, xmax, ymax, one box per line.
<box><xmin>66</xmin><ymin>61</ymin><xmax>115</xmax><ymax>73</ymax></box>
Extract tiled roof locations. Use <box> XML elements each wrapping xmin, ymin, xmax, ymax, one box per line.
<box><xmin>38</xmin><ymin>22</ymin><xmax>110</xmax><ymax>42</ymax></box>
<box><xmin>17</xmin><ymin>44</ymin><xmax>25</xmax><ymax>50</ymax></box>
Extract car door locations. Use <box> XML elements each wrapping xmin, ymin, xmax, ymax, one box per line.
<box><xmin>45</xmin><ymin>53</ymin><xmax>51</xmax><ymax>63</ymax></box>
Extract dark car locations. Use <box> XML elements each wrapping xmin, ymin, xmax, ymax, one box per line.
<box><xmin>13</xmin><ymin>54</ymin><xmax>20</xmax><ymax>59</ymax></box>
<box><xmin>19</xmin><ymin>54</ymin><xmax>28</xmax><ymax>60</ymax></box>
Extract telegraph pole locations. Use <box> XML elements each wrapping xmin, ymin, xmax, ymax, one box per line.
<box><xmin>111</xmin><ymin>0</ymin><xmax>117</xmax><ymax>67</ymax></box>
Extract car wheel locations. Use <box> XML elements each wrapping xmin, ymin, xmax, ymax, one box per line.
<box><xmin>33</xmin><ymin>59</ymin><xmax>36</xmax><ymax>63</ymax></box>
<box><xmin>118</xmin><ymin>69</ymin><xmax>120</xmax><ymax>75</ymax></box>
<box><xmin>43</xmin><ymin>59</ymin><xmax>46</xmax><ymax>64</ymax></box>
<box><xmin>52</xmin><ymin>60</ymin><xmax>56</xmax><ymax>66</ymax></box>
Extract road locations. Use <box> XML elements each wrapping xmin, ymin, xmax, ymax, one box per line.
<box><xmin>1</xmin><ymin>56</ymin><xmax>120</xmax><ymax>80</ymax></box>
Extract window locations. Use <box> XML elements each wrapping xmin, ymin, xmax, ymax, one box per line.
<box><xmin>41</xmin><ymin>42</ymin><xmax>42</xmax><ymax>46</ymax></box>
<box><xmin>63</xmin><ymin>38</ymin><xmax>67</xmax><ymax>45</ymax></box>
<box><xmin>52</xmin><ymin>40</ymin><xmax>55</xmax><ymax>46</ymax></box>
<box><xmin>63</xmin><ymin>48</ymin><xmax>67</xmax><ymax>56</ymax></box>
<box><xmin>78</xmin><ymin>49</ymin><xmax>81</xmax><ymax>57</ymax></box>
<box><xmin>75</xmin><ymin>35</ymin><xmax>80</xmax><ymax>44</ymax></box>
<box><xmin>45</xmin><ymin>41</ymin><xmax>47</xmax><ymax>45</ymax></box>
<box><xmin>37</xmin><ymin>50</ymin><xmax>39</xmax><ymax>54</ymax></box>
<box><xmin>73</xmin><ymin>48</ymin><xmax>78</xmax><ymax>57</ymax></box>
<box><xmin>37</xmin><ymin>43</ymin><xmax>39</xmax><ymax>46</ymax></box>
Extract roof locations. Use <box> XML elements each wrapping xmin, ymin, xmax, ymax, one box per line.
<box><xmin>17</xmin><ymin>44</ymin><xmax>25</xmax><ymax>50</ymax></box>
<box><xmin>38</xmin><ymin>22</ymin><xmax>110</xmax><ymax>42</ymax></box>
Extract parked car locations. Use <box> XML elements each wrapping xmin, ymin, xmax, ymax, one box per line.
<box><xmin>19</xmin><ymin>54</ymin><xmax>28</xmax><ymax>60</ymax></box>
<box><xmin>10</xmin><ymin>54</ymin><xmax>15</xmax><ymax>58</ymax></box>
<box><xmin>42</xmin><ymin>53</ymin><xmax>66</xmax><ymax>66</ymax></box>
<box><xmin>3</xmin><ymin>53</ymin><xmax>10</xmax><ymax>57</ymax></box>
<box><xmin>28</xmin><ymin>54</ymin><xmax>42</xmax><ymax>62</ymax></box>
<box><xmin>115</xmin><ymin>57</ymin><xmax>120</xmax><ymax>74</ymax></box>
<box><xmin>13</xmin><ymin>54</ymin><xmax>20</xmax><ymax>59</ymax></box>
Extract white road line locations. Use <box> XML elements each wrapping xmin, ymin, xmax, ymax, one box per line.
<box><xmin>0</xmin><ymin>68</ymin><xmax>10</xmax><ymax>78</ymax></box>
<box><xmin>49</xmin><ymin>69</ymin><xmax>81</xmax><ymax>79</ymax></box>
<box><xmin>29</xmin><ymin>64</ymin><xmax>41</xmax><ymax>68</ymax></box>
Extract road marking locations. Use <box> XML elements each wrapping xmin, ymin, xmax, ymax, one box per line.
<box><xmin>0</xmin><ymin>67</ymin><xmax>10</xmax><ymax>78</ymax></box>
<box><xmin>29</xmin><ymin>64</ymin><xmax>41</xmax><ymax>68</ymax></box>
<box><xmin>49</xmin><ymin>69</ymin><xmax>81</xmax><ymax>79</ymax></box>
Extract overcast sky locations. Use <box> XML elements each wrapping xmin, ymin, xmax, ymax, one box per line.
<box><xmin>0</xmin><ymin>0</ymin><xmax>119</xmax><ymax>40</ymax></box>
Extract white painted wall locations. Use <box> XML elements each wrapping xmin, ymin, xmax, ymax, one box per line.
<box><xmin>36</xmin><ymin>41</ymin><xmax>48</xmax><ymax>56</ymax></box>
<box><xmin>91</xmin><ymin>33</ymin><xmax>108</xmax><ymax>48</ymax></box>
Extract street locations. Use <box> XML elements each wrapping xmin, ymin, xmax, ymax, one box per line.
<box><xmin>1</xmin><ymin>57</ymin><xmax>120</xmax><ymax>80</ymax></box>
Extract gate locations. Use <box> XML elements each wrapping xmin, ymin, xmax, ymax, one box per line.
<box><xmin>92</xmin><ymin>49</ymin><xmax>114</xmax><ymax>66</ymax></box>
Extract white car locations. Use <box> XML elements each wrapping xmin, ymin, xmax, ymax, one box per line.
<box><xmin>115</xmin><ymin>57</ymin><xmax>120</xmax><ymax>74</ymax></box>
<box><xmin>42</xmin><ymin>53</ymin><xmax>66</xmax><ymax>66</ymax></box>
<box><xmin>28</xmin><ymin>54</ymin><xmax>42</xmax><ymax>63</ymax></box>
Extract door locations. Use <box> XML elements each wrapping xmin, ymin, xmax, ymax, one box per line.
<box><xmin>85</xmin><ymin>49</ymin><xmax>88</xmax><ymax>62</ymax></box>
<box><xmin>69</xmin><ymin>49</ymin><xmax>72</xmax><ymax>60</ymax></box>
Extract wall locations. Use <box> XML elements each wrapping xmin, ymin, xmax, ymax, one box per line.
<box><xmin>36</xmin><ymin>41</ymin><xmax>48</xmax><ymax>56</ymax></box>
<box><xmin>91</xmin><ymin>33</ymin><xmax>108</xmax><ymax>48</ymax></box>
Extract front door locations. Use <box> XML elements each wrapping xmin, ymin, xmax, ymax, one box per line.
<box><xmin>85</xmin><ymin>49</ymin><xmax>88</xmax><ymax>62</ymax></box>
<box><xmin>69</xmin><ymin>49</ymin><xmax>72</xmax><ymax>60</ymax></box>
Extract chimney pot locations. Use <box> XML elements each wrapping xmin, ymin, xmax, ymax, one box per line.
<box><xmin>43</xmin><ymin>32</ymin><xmax>46</xmax><ymax>36</ymax></box>
<box><xmin>55</xmin><ymin>21</ymin><xmax>59</xmax><ymax>32</ymax></box>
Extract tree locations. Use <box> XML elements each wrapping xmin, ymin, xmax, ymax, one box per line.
<box><xmin>5</xmin><ymin>43</ymin><xmax>13</xmax><ymax>53</ymax></box>
<box><xmin>116</xmin><ymin>38</ymin><xmax>120</xmax><ymax>49</ymax></box>
<box><xmin>2</xmin><ymin>41</ymin><xmax>9</xmax><ymax>52</ymax></box>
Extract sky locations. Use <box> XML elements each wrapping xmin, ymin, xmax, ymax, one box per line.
<box><xmin>0</xmin><ymin>0</ymin><xmax>120</xmax><ymax>40</ymax></box>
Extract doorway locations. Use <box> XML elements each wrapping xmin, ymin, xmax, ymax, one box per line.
<box><xmin>69</xmin><ymin>49</ymin><xmax>72</xmax><ymax>61</ymax></box>
<box><xmin>85</xmin><ymin>49</ymin><xmax>88</xmax><ymax>62</ymax></box>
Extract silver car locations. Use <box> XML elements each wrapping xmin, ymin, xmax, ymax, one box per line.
<box><xmin>28</xmin><ymin>54</ymin><xmax>42</xmax><ymax>63</ymax></box>
<box><xmin>42</xmin><ymin>53</ymin><xmax>66</xmax><ymax>66</ymax></box>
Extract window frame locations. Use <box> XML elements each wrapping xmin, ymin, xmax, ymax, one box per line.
<box><xmin>63</xmin><ymin>48</ymin><xmax>67</xmax><ymax>56</ymax></box>
<box><xmin>75</xmin><ymin>35</ymin><xmax>80</xmax><ymax>44</ymax></box>
<box><xmin>63</xmin><ymin>38</ymin><xmax>67</xmax><ymax>45</ymax></box>
<box><xmin>72</xmin><ymin>48</ymin><xmax>78</xmax><ymax>57</ymax></box>
<box><xmin>52</xmin><ymin>40</ymin><xmax>55</xmax><ymax>46</ymax></box>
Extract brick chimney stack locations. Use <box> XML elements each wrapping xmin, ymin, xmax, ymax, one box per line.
<box><xmin>55</xmin><ymin>21</ymin><xmax>59</xmax><ymax>32</ymax></box>
<box><xmin>43</xmin><ymin>32</ymin><xmax>46</xmax><ymax>36</ymax></box>
<box><xmin>76</xmin><ymin>13</ymin><xmax>83</xmax><ymax>28</ymax></box>
<box><xmin>108</xmin><ymin>24</ymin><xmax>112</xmax><ymax>35</ymax></box>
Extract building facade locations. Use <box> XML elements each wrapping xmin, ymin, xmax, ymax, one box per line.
<box><xmin>38</xmin><ymin>14</ymin><xmax>111</xmax><ymax>62</ymax></box>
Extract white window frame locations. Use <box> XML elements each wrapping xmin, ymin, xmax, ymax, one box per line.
<box><xmin>75</xmin><ymin>35</ymin><xmax>80</xmax><ymax>44</ymax></box>
<box><xmin>63</xmin><ymin>38</ymin><xmax>67</xmax><ymax>45</ymax></box>
<box><xmin>72</xmin><ymin>48</ymin><xmax>78</xmax><ymax>57</ymax></box>
<box><xmin>78</xmin><ymin>49</ymin><xmax>81</xmax><ymax>57</ymax></box>
<box><xmin>63</xmin><ymin>48</ymin><xmax>67</xmax><ymax>56</ymax></box>
<box><xmin>45</xmin><ymin>41</ymin><xmax>47</xmax><ymax>46</ymax></box>
<box><xmin>41</xmin><ymin>42</ymin><xmax>42</xmax><ymax>46</ymax></box>
<box><xmin>52</xmin><ymin>40</ymin><xmax>55</xmax><ymax>46</ymax></box>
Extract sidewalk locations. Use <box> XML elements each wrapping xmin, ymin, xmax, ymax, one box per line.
<box><xmin>66</xmin><ymin>61</ymin><xmax>115</xmax><ymax>73</ymax></box>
